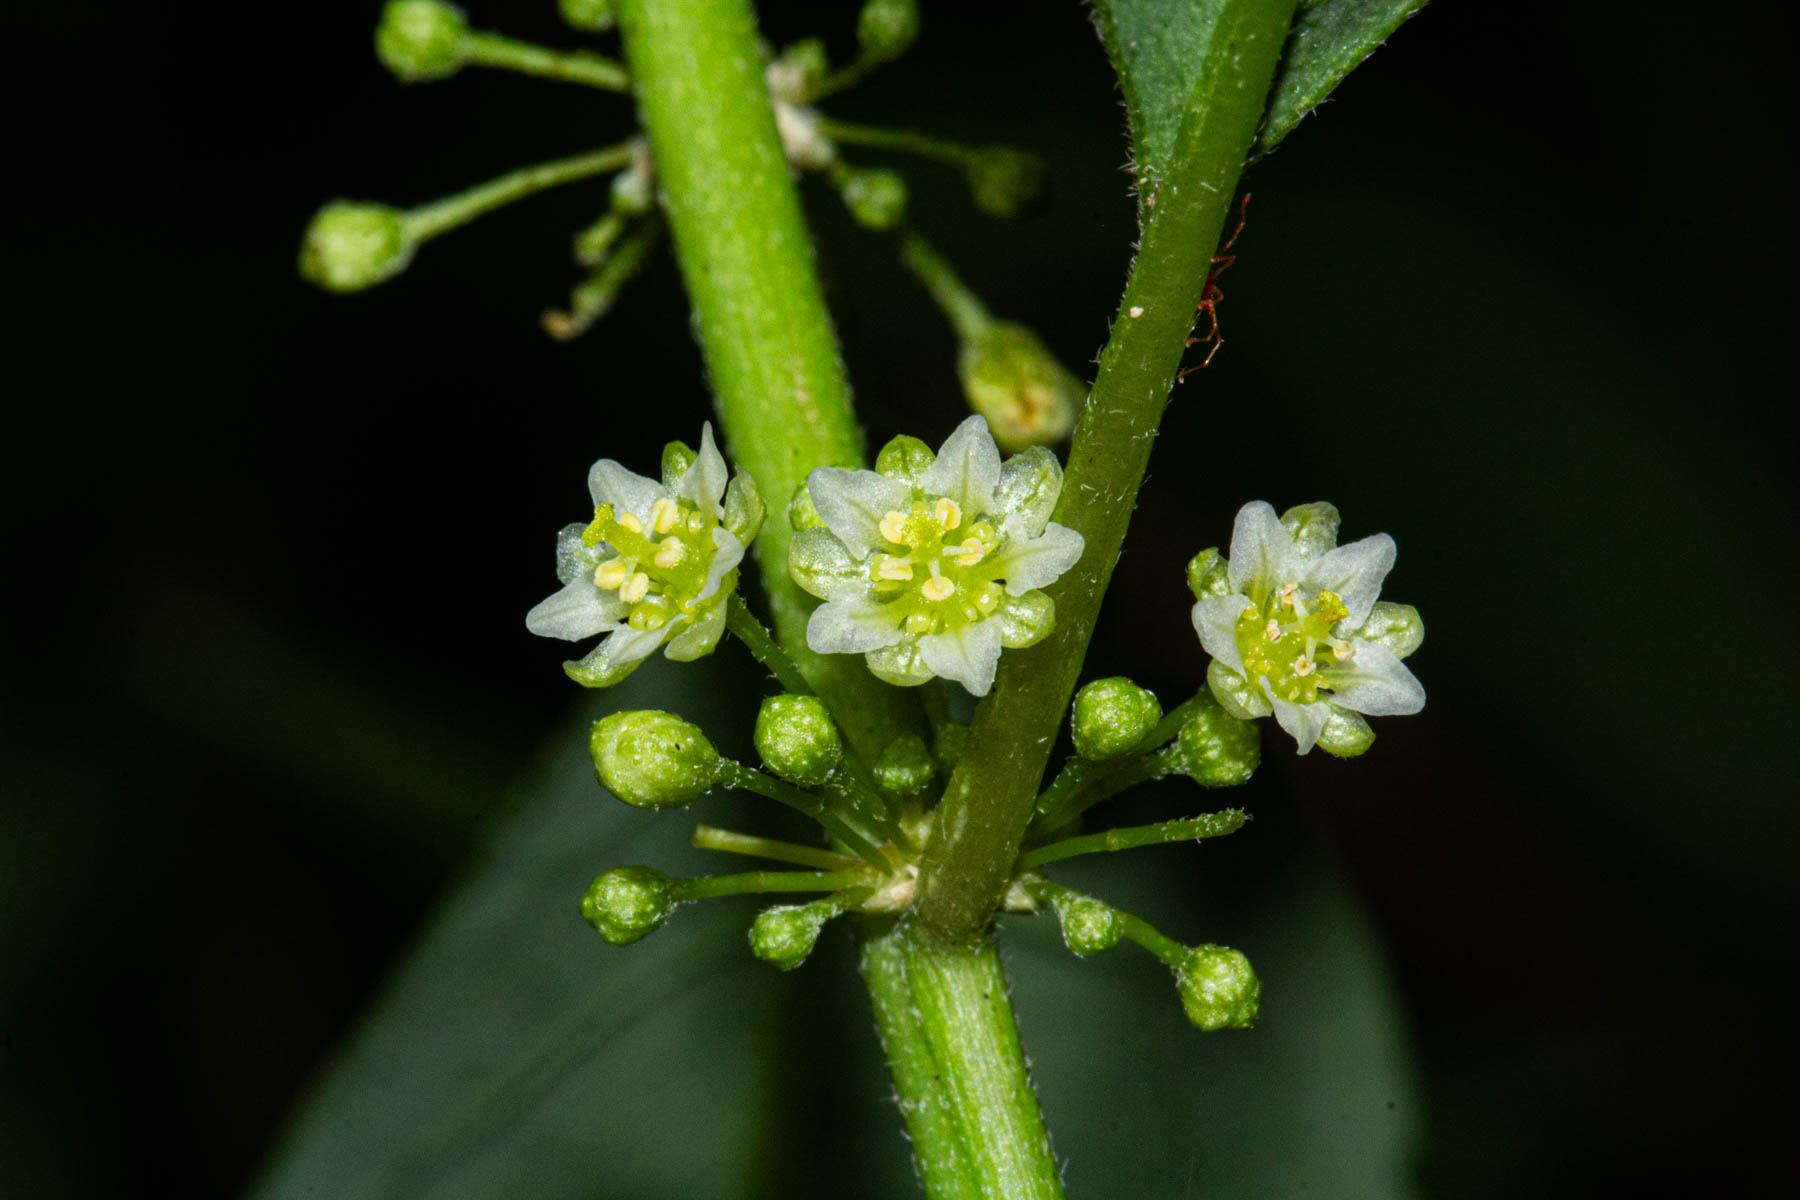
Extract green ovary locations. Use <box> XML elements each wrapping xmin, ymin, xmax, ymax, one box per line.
<box><xmin>583</xmin><ymin>500</ymin><xmax>723</xmax><ymax>631</ymax></box>
<box><xmin>1232</xmin><ymin>585</ymin><xmax>1351</xmax><ymax>705</ymax></box>
<box><xmin>865</xmin><ymin>495</ymin><xmax>1008</xmax><ymax>637</ymax></box>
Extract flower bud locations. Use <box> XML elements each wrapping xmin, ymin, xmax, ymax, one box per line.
<box><xmin>1071</xmin><ymin>677</ymin><xmax>1162</xmax><ymax>761</ymax></box>
<box><xmin>873</xmin><ymin>733</ymin><xmax>936</xmax><ymax>799</ymax></box>
<box><xmin>766</xmin><ymin>38</ymin><xmax>828</xmax><ymax>105</ymax></box>
<box><xmin>375</xmin><ymin>1</ymin><xmax>469</xmax><ymax>83</ymax></box>
<box><xmin>589</xmin><ymin>710</ymin><xmax>721</xmax><ymax>809</ymax></box>
<box><xmin>857</xmin><ymin>0</ymin><xmax>921</xmax><ymax>62</ymax></box>
<box><xmin>1052</xmin><ymin>892</ymin><xmax>1124</xmax><ymax>957</ymax></box>
<box><xmin>580</xmin><ymin>865</ymin><xmax>675</xmax><ymax>946</ymax></box>
<box><xmin>298</xmin><ymin>202</ymin><xmax>416</xmax><ymax>293</ymax></box>
<box><xmin>1316</xmin><ymin>706</ymin><xmax>1374</xmax><ymax>758</ymax></box>
<box><xmin>1185</xmin><ymin>547</ymin><xmax>1229</xmax><ymax>601</ymax></box>
<box><xmin>966</xmin><ymin>147</ymin><xmax>1044</xmax><ymax>219</ymax></box>
<box><xmin>1167</xmin><ymin>693</ymin><xmax>1259</xmax><ymax>788</ymax></box>
<box><xmin>837</xmin><ymin>167</ymin><xmax>908</xmax><ymax>231</ymax></box>
<box><xmin>754</xmin><ymin>694</ymin><xmax>842</xmax><ymax>787</ymax></box>
<box><xmin>750</xmin><ymin>900</ymin><xmax>833</xmax><ymax>970</ymax></box>
<box><xmin>874</xmin><ymin>434</ymin><xmax>936</xmax><ymax>484</ymax></box>
<box><xmin>1175</xmin><ymin>944</ymin><xmax>1260</xmax><ymax>1031</ymax></box>
<box><xmin>958</xmin><ymin>323</ymin><xmax>1081</xmax><ymax>452</ymax></box>
<box><xmin>558</xmin><ymin>0</ymin><xmax>615</xmax><ymax>34</ymax></box>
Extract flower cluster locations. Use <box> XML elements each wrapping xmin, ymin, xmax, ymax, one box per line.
<box><xmin>789</xmin><ymin>416</ymin><xmax>1084</xmax><ymax>696</ymax></box>
<box><xmin>527</xmin><ymin>424</ymin><xmax>763</xmax><ymax>686</ymax></box>
<box><xmin>1190</xmin><ymin>501</ymin><xmax>1424</xmax><ymax>755</ymax></box>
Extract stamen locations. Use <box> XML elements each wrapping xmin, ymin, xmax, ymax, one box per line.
<box><xmin>1263</xmin><ymin>617</ymin><xmax>1281</xmax><ymax>642</ymax></box>
<box><xmin>594</xmin><ymin>559</ymin><xmax>632</xmax><ymax>589</ymax></box>
<box><xmin>649</xmin><ymin>497</ymin><xmax>682</xmax><ymax>535</ymax></box>
<box><xmin>621</xmin><ymin>571</ymin><xmax>652</xmax><ymax>604</ymax></box>
<box><xmin>875</xmin><ymin>556</ymin><xmax>914</xmax><ymax>581</ymax></box>
<box><xmin>921</xmin><ymin>575</ymin><xmax>956</xmax><ymax>603</ymax></box>
<box><xmin>1292</xmin><ymin>654</ymin><xmax>1316</xmax><ymax>677</ymax></box>
<box><xmin>1278</xmin><ymin>581</ymin><xmax>1301</xmax><ymax>610</ymax></box>
<box><xmin>933</xmin><ymin>498</ymin><xmax>962</xmax><ymax>530</ymax></box>
<box><xmin>953</xmin><ymin>540</ymin><xmax>986</xmax><ymax>567</ymax></box>
<box><xmin>616</xmin><ymin>511</ymin><xmax>644</xmax><ymax>534</ymax></box>
<box><xmin>1329</xmin><ymin>638</ymin><xmax>1356</xmax><ymax>661</ymax></box>
<box><xmin>878</xmin><ymin>511</ymin><xmax>909</xmax><ymax>545</ymax></box>
<box><xmin>653</xmin><ymin>537</ymin><xmax>687</xmax><ymax>569</ymax></box>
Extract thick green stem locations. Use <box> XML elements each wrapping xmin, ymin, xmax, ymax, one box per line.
<box><xmin>915</xmin><ymin>0</ymin><xmax>1300</xmax><ymax>943</ymax></box>
<box><xmin>614</xmin><ymin>0</ymin><xmax>918</xmax><ymax>760</ymax></box>
<box><xmin>858</xmin><ymin>921</ymin><xmax>1063</xmax><ymax>1200</ymax></box>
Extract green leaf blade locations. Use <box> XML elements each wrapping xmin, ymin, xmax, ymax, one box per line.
<box><xmin>1259</xmin><ymin>0</ymin><xmax>1430</xmax><ymax>152</ymax></box>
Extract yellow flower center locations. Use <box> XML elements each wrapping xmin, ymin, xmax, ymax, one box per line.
<box><xmin>584</xmin><ymin>499</ymin><xmax>724</xmax><ymax>632</ymax></box>
<box><xmin>865</xmin><ymin>496</ymin><xmax>1009</xmax><ymax>636</ymax></box>
<box><xmin>1233</xmin><ymin>584</ymin><xmax>1351</xmax><ymax>704</ymax></box>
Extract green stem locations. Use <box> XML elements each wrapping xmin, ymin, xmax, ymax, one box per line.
<box><xmin>542</xmin><ymin>215</ymin><xmax>661</xmax><ymax>340</ymax></box>
<box><xmin>715</xmin><ymin>761</ymin><xmax>889</xmax><ymax>868</ymax></box>
<box><xmin>462</xmin><ymin>32</ymin><xmax>630</xmax><ymax>91</ymax></box>
<box><xmin>725</xmin><ymin>594</ymin><xmax>816</xmax><ymax>696</ymax></box>
<box><xmin>1019</xmin><ymin>810</ymin><xmax>1246</xmax><ymax>870</ymax></box>
<box><xmin>915</xmin><ymin>0</ymin><xmax>1301</xmax><ymax>943</ymax></box>
<box><xmin>691</xmin><ymin>824</ymin><xmax>866</xmax><ymax>871</ymax></box>
<box><xmin>900</xmin><ymin>233</ymin><xmax>995</xmax><ymax>342</ymax></box>
<box><xmin>675</xmin><ymin>868</ymin><xmax>868</xmax><ymax>901</ymax></box>
<box><xmin>858</xmin><ymin>920</ymin><xmax>1064</xmax><ymax>1199</ymax></box>
<box><xmin>1023</xmin><ymin>878</ymin><xmax>1185</xmax><ymax>966</ymax></box>
<box><xmin>613</xmin><ymin>0</ymin><xmax>920</xmax><ymax>761</ymax></box>
<box><xmin>403</xmin><ymin>141</ymin><xmax>639</xmax><ymax>242</ymax></box>
<box><xmin>814</xmin><ymin>114</ymin><xmax>980</xmax><ymax>167</ymax></box>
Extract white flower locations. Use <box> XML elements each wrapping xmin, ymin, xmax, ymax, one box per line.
<box><xmin>790</xmin><ymin>416</ymin><xmax>1084</xmax><ymax>697</ymax></box>
<box><xmin>527</xmin><ymin>423</ymin><xmax>763</xmax><ymax>687</ymax></box>
<box><xmin>1190</xmin><ymin>501</ymin><xmax>1424</xmax><ymax>756</ymax></box>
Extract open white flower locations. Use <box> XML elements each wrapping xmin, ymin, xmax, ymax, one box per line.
<box><xmin>790</xmin><ymin>415</ymin><xmax>1084</xmax><ymax>697</ymax></box>
<box><xmin>527</xmin><ymin>423</ymin><xmax>763</xmax><ymax>687</ymax></box>
<box><xmin>1190</xmin><ymin>501</ymin><xmax>1424</xmax><ymax>756</ymax></box>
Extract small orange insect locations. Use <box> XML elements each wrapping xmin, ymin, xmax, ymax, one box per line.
<box><xmin>1178</xmin><ymin>194</ymin><xmax>1251</xmax><ymax>380</ymax></box>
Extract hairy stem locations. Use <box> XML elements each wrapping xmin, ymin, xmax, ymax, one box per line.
<box><xmin>914</xmin><ymin>0</ymin><xmax>1301</xmax><ymax>943</ymax></box>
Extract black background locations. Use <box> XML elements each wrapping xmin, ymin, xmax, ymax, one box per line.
<box><xmin>7</xmin><ymin>1</ymin><xmax>1797</xmax><ymax>1195</ymax></box>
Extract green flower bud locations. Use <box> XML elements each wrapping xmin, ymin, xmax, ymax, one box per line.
<box><xmin>1186</xmin><ymin>547</ymin><xmax>1230</xmax><ymax>601</ymax></box>
<box><xmin>298</xmin><ymin>202</ymin><xmax>416</xmax><ymax>293</ymax></box>
<box><xmin>589</xmin><ymin>710</ymin><xmax>720</xmax><ymax>809</ymax></box>
<box><xmin>966</xmin><ymin>147</ymin><xmax>1045</xmax><ymax>219</ymax></box>
<box><xmin>857</xmin><ymin>0</ymin><xmax>921</xmax><ymax>61</ymax></box>
<box><xmin>1071</xmin><ymin>677</ymin><xmax>1162</xmax><ymax>761</ymax></box>
<box><xmin>580</xmin><ymin>865</ymin><xmax>675</xmax><ymax>946</ymax></box>
<box><xmin>873</xmin><ymin>733</ymin><xmax>936</xmax><ymax>799</ymax></box>
<box><xmin>1167</xmin><ymin>693</ymin><xmax>1260</xmax><ymax>787</ymax></box>
<box><xmin>874</xmin><ymin>434</ymin><xmax>936</xmax><ymax>484</ymax></box>
<box><xmin>1175</xmin><ymin>944</ymin><xmax>1260</xmax><ymax>1031</ymax></box>
<box><xmin>1316</xmin><ymin>706</ymin><xmax>1374</xmax><ymax>759</ymax></box>
<box><xmin>754</xmin><ymin>694</ymin><xmax>842</xmax><ymax>787</ymax></box>
<box><xmin>933</xmin><ymin>721</ymin><xmax>968</xmax><ymax>771</ymax></box>
<box><xmin>958</xmin><ymin>323</ymin><xmax>1081</xmax><ymax>452</ymax></box>
<box><xmin>558</xmin><ymin>0</ymin><xmax>615</xmax><ymax>34</ymax></box>
<box><xmin>1052</xmin><ymin>892</ymin><xmax>1124</xmax><ymax>957</ymax></box>
<box><xmin>749</xmin><ymin>900</ymin><xmax>834</xmax><ymax>970</ymax></box>
<box><xmin>837</xmin><ymin>167</ymin><xmax>908</xmax><ymax>231</ymax></box>
<box><xmin>374</xmin><ymin>1</ymin><xmax>469</xmax><ymax>83</ymax></box>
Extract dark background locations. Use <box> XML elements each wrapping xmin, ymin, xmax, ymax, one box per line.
<box><xmin>7</xmin><ymin>1</ymin><xmax>1796</xmax><ymax>1195</ymax></box>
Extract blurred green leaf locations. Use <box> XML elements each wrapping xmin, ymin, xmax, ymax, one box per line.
<box><xmin>1091</xmin><ymin>0</ymin><xmax>1428</xmax><ymax>175</ymax></box>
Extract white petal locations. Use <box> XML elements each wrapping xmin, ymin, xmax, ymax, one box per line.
<box><xmin>788</xmin><ymin>527</ymin><xmax>863</xmax><ymax>600</ymax></box>
<box><xmin>675</xmin><ymin>421</ymin><xmax>730</xmax><ymax>516</ymax></box>
<box><xmin>921</xmin><ymin>415</ymin><xmax>1002</xmax><ymax>516</ymax></box>
<box><xmin>808</xmin><ymin>466</ymin><xmax>910</xmax><ymax>557</ymax></box>
<box><xmin>918</xmin><ymin>621</ymin><xmax>1003</xmax><ymax>697</ymax></box>
<box><xmin>555</xmin><ymin>522</ymin><xmax>599</xmax><ymax>585</ymax></box>
<box><xmin>1321</xmin><ymin>640</ymin><xmax>1425</xmax><ymax>716</ymax></box>
<box><xmin>566</xmin><ymin>624</ymin><xmax>670</xmax><ymax>687</ymax></box>
<box><xmin>1226</xmin><ymin>501</ymin><xmax>1303</xmax><ymax>605</ymax></box>
<box><xmin>1191</xmin><ymin>594</ymin><xmax>1253</xmax><ymax>675</ymax></box>
<box><xmin>1262</xmin><ymin>679</ymin><xmax>1331</xmax><ymax>755</ymax></box>
<box><xmin>587</xmin><ymin>459</ymin><xmax>665</xmax><ymax>522</ymax></box>
<box><xmin>698</xmin><ymin>527</ymin><xmax>745</xmax><ymax>601</ymax></box>
<box><xmin>664</xmin><ymin>600</ymin><xmax>726</xmax><ymax>661</ymax></box>
<box><xmin>990</xmin><ymin>521</ymin><xmax>1084</xmax><ymax>595</ymax></box>
<box><xmin>806</xmin><ymin>590</ymin><xmax>906</xmax><ymax>654</ymax></box>
<box><xmin>526</xmin><ymin>580</ymin><xmax>625</xmax><ymax>641</ymax></box>
<box><xmin>1302</xmin><ymin>532</ymin><xmax>1396</xmax><ymax>630</ymax></box>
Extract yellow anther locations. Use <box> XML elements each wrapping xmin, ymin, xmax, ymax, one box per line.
<box><xmin>1263</xmin><ymin>617</ymin><xmax>1282</xmax><ymax>642</ymax></box>
<box><xmin>933</xmin><ymin>498</ymin><xmax>962</xmax><ymax>530</ymax></box>
<box><xmin>594</xmin><ymin>559</ymin><xmax>632</xmax><ymax>589</ymax></box>
<box><xmin>876</xmin><ymin>556</ymin><xmax>915</xmax><ymax>581</ymax></box>
<box><xmin>921</xmin><ymin>575</ymin><xmax>956</xmax><ymax>603</ymax></box>
<box><xmin>952</xmin><ymin>540</ymin><xmax>986</xmax><ymax>567</ymax></box>
<box><xmin>878</xmin><ymin>511</ymin><xmax>909</xmax><ymax>545</ymax></box>
<box><xmin>1292</xmin><ymin>654</ymin><xmax>1317</xmax><ymax>677</ymax></box>
<box><xmin>1329</xmin><ymin>638</ymin><xmax>1356</xmax><ymax>661</ymax></box>
<box><xmin>649</xmin><ymin>497</ymin><xmax>682</xmax><ymax>535</ymax></box>
<box><xmin>616</xmin><ymin>511</ymin><xmax>644</xmax><ymax>534</ymax></box>
<box><xmin>621</xmin><ymin>571</ymin><xmax>652</xmax><ymax>604</ymax></box>
<box><xmin>1278</xmin><ymin>581</ymin><xmax>1301</xmax><ymax>610</ymax></box>
<box><xmin>653</xmin><ymin>537</ymin><xmax>687</xmax><ymax>570</ymax></box>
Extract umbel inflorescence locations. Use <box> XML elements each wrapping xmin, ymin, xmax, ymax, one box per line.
<box><xmin>523</xmin><ymin>417</ymin><xmax>1425</xmax><ymax>1029</ymax></box>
